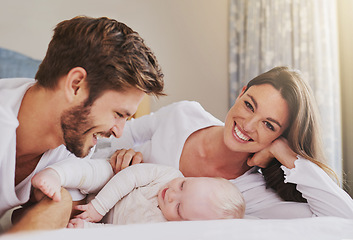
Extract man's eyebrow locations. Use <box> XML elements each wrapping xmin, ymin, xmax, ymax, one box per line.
<box><xmin>248</xmin><ymin>94</ymin><xmax>282</xmax><ymax>128</ymax></box>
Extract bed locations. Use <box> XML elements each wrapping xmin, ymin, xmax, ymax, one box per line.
<box><xmin>1</xmin><ymin>48</ymin><xmax>353</xmax><ymax>239</ymax></box>
<box><xmin>1</xmin><ymin>217</ymin><xmax>353</xmax><ymax>240</ymax></box>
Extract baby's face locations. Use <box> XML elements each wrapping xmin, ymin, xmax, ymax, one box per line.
<box><xmin>157</xmin><ymin>177</ymin><xmax>221</xmax><ymax>221</ymax></box>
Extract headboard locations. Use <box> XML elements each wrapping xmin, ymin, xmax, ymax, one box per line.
<box><xmin>0</xmin><ymin>47</ymin><xmax>41</xmax><ymax>78</ymax></box>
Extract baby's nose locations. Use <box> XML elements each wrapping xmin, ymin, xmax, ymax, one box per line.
<box><xmin>168</xmin><ymin>190</ymin><xmax>178</xmax><ymax>203</ymax></box>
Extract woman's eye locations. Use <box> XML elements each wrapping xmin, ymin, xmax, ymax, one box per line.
<box><xmin>264</xmin><ymin>121</ymin><xmax>275</xmax><ymax>131</ymax></box>
<box><xmin>244</xmin><ymin>101</ymin><xmax>254</xmax><ymax>112</ymax></box>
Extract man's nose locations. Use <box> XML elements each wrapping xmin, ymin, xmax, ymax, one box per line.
<box><xmin>111</xmin><ymin>119</ymin><xmax>126</xmax><ymax>138</ymax></box>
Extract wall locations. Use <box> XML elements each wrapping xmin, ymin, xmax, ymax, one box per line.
<box><xmin>0</xmin><ymin>0</ymin><xmax>229</xmax><ymax>120</ymax></box>
<box><xmin>1</xmin><ymin>0</ymin><xmax>352</xmax><ymax>195</ymax></box>
<box><xmin>337</xmin><ymin>0</ymin><xmax>353</xmax><ymax>196</ymax></box>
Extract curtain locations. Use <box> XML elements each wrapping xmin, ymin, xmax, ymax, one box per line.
<box><xmin>229</xmin><ymin>0</ymin><xmax>342</xmax><ymax>179</ymax></box>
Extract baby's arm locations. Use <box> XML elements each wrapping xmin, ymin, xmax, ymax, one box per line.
<box><xmin>31</xmin><ymin>158</ymin><xmax>114</xmax><ymax>201</ymax></box>
<box><xmin>31</xmin><ymin>168</ymin><xmax>62</xmax><ymax>202</ymax></box>
<box><xmin>74</xmin><ymin>163</ymin><xmax>182</xmax><ymax>221</ymax></box>
<box><xmin>50</xmin><ymin>158</ymin><xmax>114</xmax><ymax>193</ymax></box>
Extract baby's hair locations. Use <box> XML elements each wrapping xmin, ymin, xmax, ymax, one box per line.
<box><xmin>210</xmin><ymin>178</ymin><xmax>245</xmax><ymax>219</ymax></box>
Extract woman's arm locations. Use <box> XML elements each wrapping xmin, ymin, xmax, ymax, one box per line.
<box><xmin>247</xmin><ymin>138</ymin><xmax>353</xmax><ymax>218</ymax></box>
<box><xmin>281</xmin><ymin>157</ymin><xmax>353</xmax><ymax>218</ymax></box>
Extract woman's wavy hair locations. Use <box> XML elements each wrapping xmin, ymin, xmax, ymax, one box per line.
<box><xmin>244</xmin><ymin>66</ymin><xmax>338</xmax><ymax>202</ymax></box>
<box><xmin>35</xmin><ymin>16</ymin><xmax>165</xmax><ymax>106</ymax></box>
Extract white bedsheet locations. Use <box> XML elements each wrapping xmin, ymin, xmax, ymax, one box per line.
<box><xmin>1</xmin><ymin>217</ymin><xmax>352</xmax><ymax>240</ymax></box>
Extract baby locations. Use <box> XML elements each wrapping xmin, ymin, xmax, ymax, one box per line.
<box><xmin>32</xmin><ymin>160</ymin><xmax>245</xmax><ymax>227</ymax></box>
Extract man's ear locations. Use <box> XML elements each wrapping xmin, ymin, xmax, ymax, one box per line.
<box><xmin>64</xmin><ymin>67</ymin><xmax>88</xmax><ymax>103</ymax></box>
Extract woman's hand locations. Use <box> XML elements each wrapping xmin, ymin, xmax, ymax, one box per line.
<box><xmin>247</xmin><ymin>137</ymin><xmax>298</xmax><ymax>169</ymax></box>
<box><xmin>247</xmin><ymin>147</ymin><xmax>273</xmax><ymax>168</ymax></box>
<box><xmin>109</xmin><ymin>149</ymin><xmax>143</xmax><ymax>174</ymax></box>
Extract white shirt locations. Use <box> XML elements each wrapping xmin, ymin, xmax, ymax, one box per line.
<box><xmin>94</xmin><ymin>101</ymin><xmax>353</xmax><ymax>219</ymax></box>
<box><xmin>0</xmin><ymin>78</ymin><xmax>88</xmax><ymax>217</ymax></box>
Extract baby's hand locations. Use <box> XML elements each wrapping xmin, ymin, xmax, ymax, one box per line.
<box><xmin>67</xmin><ymin>218</ymin><xmax>85</xmax><ymax>228</ymax></box>
<box><xmin>74</xmin><ymin>202</ymin><xmax>103</xmax><ymax>222</ymax></box>
<box><xmin>31</xmin><ymin>168</ymin><xmax>61</xmax><ymax>201</ymax></box>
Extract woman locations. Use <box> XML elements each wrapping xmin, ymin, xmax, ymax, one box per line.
<box><xmin>95</xmin><ymin>66</ymin><xmax>353</xmax><ymax>218</ymax></box>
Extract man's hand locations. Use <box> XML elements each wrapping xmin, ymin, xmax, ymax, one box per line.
<box><xmin>109</xmin><ymin>148</ymin><xmax>143</xmax><ymax>174</ymax></box>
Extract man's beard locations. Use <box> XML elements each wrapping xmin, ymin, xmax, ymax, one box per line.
<box><xmin>61</xmin><ymin>103</ymin><xmax>94</xmax><ymax>158</ymax></box>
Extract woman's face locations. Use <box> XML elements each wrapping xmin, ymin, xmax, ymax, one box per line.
<box><xmin>224</xmin><ymin>84</ymin><xmax>290</xmax><ymax>153</ymax></box>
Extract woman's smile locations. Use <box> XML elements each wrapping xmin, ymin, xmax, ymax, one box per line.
<box><xmin>233</xmin><ymin>122</ymin><xmax>253</xmax><ymax>142</ymax></box>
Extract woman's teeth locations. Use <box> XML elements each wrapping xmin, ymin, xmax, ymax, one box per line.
<box><xmin>234</xmin><ymin>125</ymin><xmax>251</xmax><ymax>141</ymax></box>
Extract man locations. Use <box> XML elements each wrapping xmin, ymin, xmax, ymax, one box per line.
<box><xmin>0</xmin><ymin>16</ymin><xmax>164</xmax><ymax>232</ymax></box>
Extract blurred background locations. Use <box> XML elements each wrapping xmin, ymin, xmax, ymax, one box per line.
<box><xmin>0</xmin><ymin>0</ymin><xmax>352</xmax><ymax>197</ymax></box>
